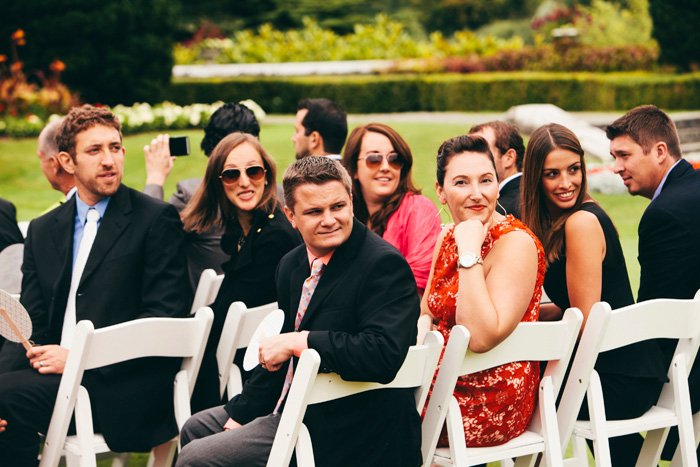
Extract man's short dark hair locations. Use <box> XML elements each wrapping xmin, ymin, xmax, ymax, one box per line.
<box><xmin>57</xmin><ymin>105</ymin><xmax>121</xmax><ymax>159</ymax></box>
<box><xmin>469</xmin><ymin>121</ymin><xmax>525</xmax><ymax>171</ymax></box>
<box><xmin>606</xmin><ymin>105</ymin><xmax>682</xmax><ymax>159</ymax></box>
<box><xmin>297</xmin><ymin>98</ymin><xmax>348</xmax><ymax>155</ymax></box>
<box><xmin>201</xmin><ymin>102</ymin><xmax>260</xmax><ymax>156</ymax></box>
<box><xmin>283</xmin><ymin>156</ymin><xmax>352</xmax><ymax>211</ymax></box>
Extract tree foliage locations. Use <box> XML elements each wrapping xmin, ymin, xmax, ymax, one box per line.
<box><xmin>1</xmin><ymin>0</ymin><xmax>181</xmax><ymax>106</ymax></box>
<box><xmin>648</xmin><ymin>0</ymin><xmax>700</xmax><ymax>70</ymax></box>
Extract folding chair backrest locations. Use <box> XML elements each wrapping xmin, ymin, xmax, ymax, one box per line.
<box><xmin>267</xmin><ymin>330</ymin><xmax>445</xmax><ymax>467</ymax></box>
<box><xmin>190</xmin><ymin>269</ymin><xmax>224</xmax><ymax>314</ymax></box>
<box><xmin>421</xmin><ymin>308</ymin><xmax>583</xmax><ymax>466</ymax></box>
<box><xmin>39</xmin><ymin>308</ymin><xmax>214</xmax><ymax>467</ymax></box>
<box><xmin>215</xmin><ymin>301</ymin><xmax>280</xmax><ymax>399</ymax></box>
<box><xmin>556</xmin><ymin>290</ymin><xmax>700</xmax><ymax>454</ymax></box>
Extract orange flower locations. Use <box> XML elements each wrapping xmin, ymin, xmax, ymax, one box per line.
<box><xmin>11</xmin><ymin>61</ymin><xmax>23</xmax><ymax>73</ymax></box>
<box><xmin>50</xmin><ymin>59</ymin><xmax>66</xmax><ymax>72</ymax></box>
<box><xmin>0</xmin><ymin>55</ymin><xmax>6</xmax><ymax>63</ymax></box>
<box><xmin>11</xmin><ymin>29</ymin><xmax>25</xmax><ymax>40</ymax></box>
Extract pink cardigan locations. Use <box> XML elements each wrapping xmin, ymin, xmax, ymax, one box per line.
<box><xmin>383</xmin><ymin>194</ymin><xmax>441</xmax><ymax>294</ymax></box>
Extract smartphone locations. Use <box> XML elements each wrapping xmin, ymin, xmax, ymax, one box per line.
<box><xmin>169</xmin><ymin>136</ymin><xmax>190</xmax><ymax>156</ymax></box>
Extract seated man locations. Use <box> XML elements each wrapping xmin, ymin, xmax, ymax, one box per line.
<box><xmin>176</xmin><ymin>156</ymin><xmax>422</xmax><ymax>467</ymax></box>
<box><xmin>0</xmin><ymin>105</ymin><xmax>190</xmax><ymax>467</ymax></box>
<box><xmin>0</xmin><ymin>197</ymin><xmax>23</xmax><ymax>252</ymax></box>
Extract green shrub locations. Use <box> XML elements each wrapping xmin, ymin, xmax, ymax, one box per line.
<box><xmin>173</xmin><ymin>15</ymin><xmax>523</xmax><ymax>65</ymax></box>
<box><xmin>167</xmin><ymin>72</ymin><xmax>700</xmax><ymax>113</ymax></box>
<box><xmin>1</xmin><ymin>0</ymin><xmax>180</xmax><ymax>106</ymax></box>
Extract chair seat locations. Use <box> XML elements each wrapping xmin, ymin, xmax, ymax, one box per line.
<box><xmin>63</xmin><ymin>433</ymin><xmax>110</xmax><ymax>455</ymax></box>
<box><xmin>433</xmin><ymin>431</ymin><xmax>546</xmax><ymax>466</ymax></box>
<box><xmin>572</xmin><ymin>405</ymin><xmax>678</xmax><ymax>440</ymax></box>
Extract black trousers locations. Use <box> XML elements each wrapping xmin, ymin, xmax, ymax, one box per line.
<box><xmin>578</xmin><ymin>372</ymin><xmax>665</xmax><ymax>467</ymax></box>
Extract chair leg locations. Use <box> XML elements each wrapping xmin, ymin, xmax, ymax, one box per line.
<box><xmin>585</xmin><ymin>372</ymin><xmax>612</xmax><ymax>467</ymax></box>
<box><xmin>148</xmin><ymin>440</ymin><xmax>177</xmax><ymax>467</ymax></box>
<box><xmin>670</xmin><ymin>411</ymin><xmax>700</xmax><ymax>467</ymax></box>
<box><xmin>637</xmin><ymin>428</ymin><xmax>669</xmax><ymax>467</ymax></box>
<box><xmin>111</xmin><ymin>452</ymin><xmax>131</xmax><ymax>467</ymax></box>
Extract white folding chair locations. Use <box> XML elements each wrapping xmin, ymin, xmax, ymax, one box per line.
<box><xmin>39</xmin><ymin>307</ymin><xmax>214</xmax><ymax>467</ymax></box>
<box><xmin>190</xmin><ymin>269</ymin><xmax>224</xmax><ymax>314</ymax></box>
<box><xmin>216</xmin><ymin>301</ymin><xmax>279</xmax><ymax>398</ymax></box>
<box><xmin>557</xmin><ymin>290</ymin><xmax>700</xmax><ymax>467</ymax></box>
<box><xmin>422</xmin><ymin>308</ymin><xmax>583</xmax><ymax>467</ymax></box>
<box><xmin>266</xmin><ymin>330</ymin><xmax>445</xmax><ymax>467</ymax></box>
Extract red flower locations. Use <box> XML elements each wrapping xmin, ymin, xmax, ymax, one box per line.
<box><xmin>50</xmin><ymin>59</ymin><xmax>66</xmax><ymax>72</ymax></box>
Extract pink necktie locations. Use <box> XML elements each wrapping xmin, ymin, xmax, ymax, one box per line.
<box><xmin>274</xmin><ymin>258</ymin><xmax>325</xmax><ymax>413</ymax></box>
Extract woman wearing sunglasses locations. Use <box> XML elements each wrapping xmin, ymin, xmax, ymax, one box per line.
<box><xmin>180</xmin><ymin>132</ymin><xmax>301</xmax><ymax>411</ymax></box>
<box><xmin>342</xmin><ymin>123</ymin><xmax>441</xmax><ymax>295</ymax></box>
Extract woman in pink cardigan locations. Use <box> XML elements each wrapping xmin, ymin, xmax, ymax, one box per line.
<box><xmin>342</xmin><ymin>123</ymin><xmax>441</xmax><ymax>295</ymax></box>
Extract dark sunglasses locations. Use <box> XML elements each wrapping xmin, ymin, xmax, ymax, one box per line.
<box><xmin>359</xmin><ymin>152</ymin><xmax>404</xmax><ymax>170</ymax></box>
<box><xmin>219</xmin><ymin>166</ymin><xmax>266</xmax><ymax>184</ymax></box>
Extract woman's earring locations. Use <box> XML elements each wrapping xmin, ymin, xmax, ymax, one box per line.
<box><xmin>435</xmin><ymin>204</ymin><xmax>452</xmax><ymax>228</ymax></box>
<box><xmin>496</xmin><ymin>200</ymin><xmax>507</xmax><ymax>216</ymax></box>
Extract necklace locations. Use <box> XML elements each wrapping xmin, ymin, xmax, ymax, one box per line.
<box><xmin>237</xmin><ymin>231</ymin><xmax>247</xmax><ymax>252</ymax></box>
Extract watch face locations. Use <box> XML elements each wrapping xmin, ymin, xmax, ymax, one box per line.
<box><xmin>459</xmin><ymin>253</ymin><xmax>477</xmax><ymax>268</ymax></box>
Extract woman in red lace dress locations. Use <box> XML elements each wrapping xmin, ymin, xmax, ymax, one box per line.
<box><xmin>420</xmin><ymin>134</ymin><xmax>546</xmax><ymax>447</ymax></box>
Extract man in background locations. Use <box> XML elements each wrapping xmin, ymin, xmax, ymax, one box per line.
<box><xmin>37</xmin><ymin>117</ymin><xmax>76</xmax><ymax>212</ymax></box>
<box><xmin>292</xmin><ymin>98</ymin><xmax>348</xmax><ymax>160</ymax></box>
<box><xmin>469</xmin><ymin>121</ymin><xmax>525</xmax><ymax>219</ymax></box>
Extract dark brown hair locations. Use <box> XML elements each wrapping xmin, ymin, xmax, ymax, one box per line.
<box><xmin>342</xmin><ymin>123</ymin><xmax>420</xmax><ymax>235</ymax></box>
<box><xmin>283</xmin><ymin>156</ymin><xmax>352</xmax><ymax>211</ymax></box>
<box><xmin>56</xmin><ymin>105</ymin><xmax>121</xmax><ymax>159</ymax></box>
<box><xmin>181</xmin><ymin>132</ymin><xmax>278</xmax><ymax>233</ymax></box>
<box><xmin>521</xmin><ymin>123</ymin><xmax>589</xmax><ymax>264</ymax></box>
<box><xmin>469</xmin><ymin>121</ymin><xmax>525</xmax><ymax>171</ymax></box>
<box><xmin>606</xmin><ymin>104</ymin><xmax>682</xmax><ymax>159</ymax></box>
<box><xmin>436</xmin><ymin>134</ymin><xmax>498</xmax><ymax>187</ymax></box>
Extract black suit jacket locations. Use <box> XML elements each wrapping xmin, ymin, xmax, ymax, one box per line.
<box><xmin>0</xmin><ymin>184</ymin><xmax>190</xmax><ymax>451</ymax></box>
<box><xmin>225</xmin><ymin>220</ymin><xmax>422</xmax><ymax>467</ymax></box>
<box><xmin>0</xmin><ymin>197</ymin><xmax>23</xmax><ymax>252</ymax></box>
<box><xmin>637</xmin><ymin>159</ymin><xmax>700</xmax><ymax>408</ymax></box>
<box><xmin>499</xmin><ymin>174</ymin><xmax>522</xmax><ymax>220</ymax></box>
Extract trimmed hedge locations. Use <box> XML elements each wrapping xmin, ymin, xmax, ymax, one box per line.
<box><xmin>167</xmin><ymin>72</ymin><xmax>700</xmax><ymax>113</ymax></box>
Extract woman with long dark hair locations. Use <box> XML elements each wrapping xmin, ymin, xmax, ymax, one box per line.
<box><xmin>342</xmin><ymin>123</ymin><xmax>441</xmax><ymax>295</ymax></box>
<box><xmin>181</xmin><ymin>132</ymin><xmax>301</xmax><ymax>411</ymax></box>
<box><xmin>521</xmin><ymin>123</ymin><xmax>667</xmax><ymax>465</ymax></box>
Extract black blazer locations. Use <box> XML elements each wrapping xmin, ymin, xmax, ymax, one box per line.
<box><xmin>0</xmin><ymin>184</ymin><xmax>191</xmax><ymax>451</ymax></box>
<box><xmin>0</xmin><ymin>197</ymin><xmax>23</xmax><ymax>252</ymax></box>
<box><xmin>225</xmin><ymin>220</ymin><xmax>422</xmax><ymax>467</ymax></box>
<box><xmin>637</xmin><ymin>159</ymin><xmax>700</xmax><ymax>409</ymax></box>
<box><xmin>191</xmin><ymin>207</ymin><xmax>301</xmax><ymax>411</ymax></box>
<box><xmin>499</xmin><ymin>174</ymin><xmax>522</xmax><ymax>220</ymax></box>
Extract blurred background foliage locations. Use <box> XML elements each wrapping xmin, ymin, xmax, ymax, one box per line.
<box><xmin>0</xmin><ymin>0</ymin><xmax>697</xmax><ymax>109</ymax></box>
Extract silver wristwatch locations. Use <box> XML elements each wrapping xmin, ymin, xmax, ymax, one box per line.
<box><xmin>458</xmin><ymin>252</ymin><xmax>484</xmax><ymax>269</ymax></box>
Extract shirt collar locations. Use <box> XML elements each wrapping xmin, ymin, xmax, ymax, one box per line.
<box><xmin>499</xmin><ymin>172</ymin><xmax>522</xmax><ymax>191</ymax></box>
<box><xmin>66</xmin><ymin>186</ymin><xmax>77</xmax><ymax>200</ymax></box>
<box><xmin>75</xmin><ymin>193</ymin><xmax>111</xmax><ymax>224</ymax></box>
<box><xmin>306</xmin><ymin>248</ymin><xmax>335</xmax><ymax>268</ymax></box>
<box><xmin>652</xmin><ymin>159</ymin><xmax>682</xmax><ymax>201</ymax></box>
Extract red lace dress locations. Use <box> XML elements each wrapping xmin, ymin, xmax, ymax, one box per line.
<box><xmin>426</xmin><ymin>216</ymin><xmax>546</xmax><ymax>447</ymax></box>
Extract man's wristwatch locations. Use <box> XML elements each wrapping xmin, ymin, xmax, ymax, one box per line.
<box><xmin>458</xmin><ymin>252</ymin><xmax>484</xmax><ymax>269</ymax></box>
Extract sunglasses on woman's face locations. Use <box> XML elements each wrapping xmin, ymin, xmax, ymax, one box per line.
<box><xmin>359</xmin><ymin>152</ymin><xmax>404</xmax><ymax>170</ymax></box>
<box><xmin>219</xmin><ymin>166</ymin><xmax>266</xmax><ymax>184</ymax></box>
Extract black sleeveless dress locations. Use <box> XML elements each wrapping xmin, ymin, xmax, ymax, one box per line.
<box><xmin>543</xmin><ymin>202</ymin><xmax>668</xmax><ymax>381</ymax></box>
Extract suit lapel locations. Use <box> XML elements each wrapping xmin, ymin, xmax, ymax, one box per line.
<box><xmin>48</xmin><ymin>199</ymin><xmax>78</xmax><ymax>338</ymax></box>
<box><xmin>79</xmin><ymin>185</ymin><xmax>132</xmax><ymax>286</ymax></box>
<box><xmin>298</xmin><ymin>220</ymin><xmax>365</xmax><ymax>330</ymax></box>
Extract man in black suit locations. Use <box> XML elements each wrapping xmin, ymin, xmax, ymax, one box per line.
<box><xmin>0</xmin><ymin>105</ymin><xmax>190</xmax><ymax>466</ymax></box>
<box><xmin>0</xmin><ymin>197</ymin><xmax>23</xmax><ymax>252</ymax></box>
<box><xmin>608</xmin><ymin>104</ymin><xmax>700</xmax><ymax>461</ymax></box>
<box><xmin>469</xmin><ymin>121</ymin><xmax>525</xmax><ymax>219</ymax></box>
<box><xmin>176</xmin><ymin>156</ymin><xmax>421</xmax><ymax>467</ymax></box>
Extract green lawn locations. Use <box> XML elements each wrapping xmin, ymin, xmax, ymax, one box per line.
<box><xmin>1</xmin><ymin>118</ymin><xmax>652</xmax><ymax>466</ymax></box>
